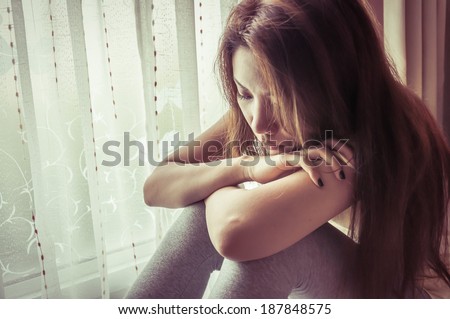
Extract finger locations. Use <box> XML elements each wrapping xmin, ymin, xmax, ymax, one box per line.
<box><xmin>333</xmin><ymin>150</ymin><xmax>354</xmax><ymax>169</ymax></box>
<box><xmin>300</xmin><ymin>161</ymin><xmax>324</xmax><ymax>188</ymax></box>
<box><xmin>324</xmin><ymin>138</ymin><xmax>355</xmax><ymax>169</ymax></box>
<box><xmin>282</xmin><ymin>150</ymin><xmax>323</xmax><ymax>170</ymax></box>
<box><xmin>309</xmin><ymin>147</ymin><xmax>345</xmax><ymax>180</ymax></box>
<box><xmin>283</xmin><ymin>148</ymin><xmax>338</xmax><ymax>182</ymax></box>
<box><xmin>297</xmin><ymin>147</ymin><xmax>324</xmax><ymax>168</ymax></box>
<box><xmin>282</xmin><ymin>152</ymin><xmax>324</xmax><ymax>187</ymax></box>
<box><xmin>297</xmin><ymin>144</ymin><xmax>348</xmax><ymax>181</ymax></box>
<box><xmin>277</xmin><ymin>154</ymin><xmax>302</xmax><ymax>171</ymax></box>
<box><xmin>284</xmin><ymin>148</ymin><xmax>345</xmax><ymax>184</ymax></box>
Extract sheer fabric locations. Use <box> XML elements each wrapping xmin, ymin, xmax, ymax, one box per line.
<box><xmin>0</xmin><ymin>0</ymin><xmax>235</xmax><ymax>298</ymax></box>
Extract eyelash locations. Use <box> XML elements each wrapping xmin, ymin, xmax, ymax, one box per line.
<box><xmin>237</xmin><ymin>92</ymin><xmax>253</xmax><ymax>101</ymax></box>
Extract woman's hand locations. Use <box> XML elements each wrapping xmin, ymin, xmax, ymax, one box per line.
<box><xmin>240</xmin><ymin>153</ymin><xmax>300</xmax><ymax>184</ymax></box>
<box><xmin>205</xmin><ymin>139</ymin><xmax>356</xmax><ymax>261</ymax></box>
<box><xmin>242</xmin><ymin>139</ymin><xmax>355</xmax><ymax>187</ymax></box>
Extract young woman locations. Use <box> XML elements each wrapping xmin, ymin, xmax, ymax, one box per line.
<box><xmin>127</xmin><ymin>0</ymin><xmax>450</xmax><ymax>298</ymax></box>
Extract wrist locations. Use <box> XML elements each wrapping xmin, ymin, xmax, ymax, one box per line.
<box><xmin>236</xmin><ymin>155</ymin><xmax>254</xmax><ymax>182</ymax></box>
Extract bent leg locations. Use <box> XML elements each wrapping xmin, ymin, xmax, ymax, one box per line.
<box><xmin>126</xmin><ymin>202</ymin><xmax>223</xmax><ymax>298</ymax></box>
<box><xmin>208</xmin><ymin>223</ymin><xmax>359</xmax><ymax>298</ymax></box>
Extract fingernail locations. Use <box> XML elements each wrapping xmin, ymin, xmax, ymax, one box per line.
<box><xmin>318</xmin><ymin>178</ymin><xmax>324</xmax><ymax>187</ymax></box>
<box><xmin>339</xmin><ymin>170</ymin><xmax>346</xmax><ymax>180</ymax></box>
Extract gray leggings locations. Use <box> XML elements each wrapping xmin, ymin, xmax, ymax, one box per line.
<box><xmin>126</xmin><ymin>202</ymin><xmax>428</xmax><ymax>298</ymax></box>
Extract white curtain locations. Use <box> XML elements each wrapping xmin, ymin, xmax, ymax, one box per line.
<box><xmin>0</xmin><ymin>0</ymin><xmax>235</xmax><ymax>299</ymax></box>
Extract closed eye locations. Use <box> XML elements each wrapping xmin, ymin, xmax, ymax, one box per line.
<box><xmin>237</xmin><ymin>92</ymin><xmax>253</xmax><ymax>101</ymax></box>
<box><xmin>234</xmin><ymin>78</ymin><xmax>254</xmax><ymax>101</ymax></box>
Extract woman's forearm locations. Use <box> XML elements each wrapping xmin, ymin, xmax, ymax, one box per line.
<box><xmin>205</xmin><ymin>166</ymin><xmax>354</xmax><ymax>261</ymax></box>
<box><xmin>143</xmin><ymin>157</ymin><xmax>248</xmax><ymax>208</ymax></box>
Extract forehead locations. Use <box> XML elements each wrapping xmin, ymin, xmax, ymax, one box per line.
<box><xmin>231</xmin><ymin>46</ymin><xmax>267</xmax><ymax>92</ymax></box>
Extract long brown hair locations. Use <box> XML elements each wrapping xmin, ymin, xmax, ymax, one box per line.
<box><xmin>217</xmin><ymin>0</ymin><xmax>450</xmax><ymax>298</ymax></box>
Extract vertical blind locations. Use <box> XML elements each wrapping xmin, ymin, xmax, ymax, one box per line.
<box><xmin>0</xmin><ymin>0</ymin><xmax>235</xmax><ymax>298</ymax></box>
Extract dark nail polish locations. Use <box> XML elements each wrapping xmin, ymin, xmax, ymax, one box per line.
<box><xmin>318</xmin><ymin>178</ymin><xmax>324</xmax><ymax>187</ymax></box>
<box><xmin>339</xmin><ymin>170</ymin><xmax>346</xmax><ymax>180</ymax></box>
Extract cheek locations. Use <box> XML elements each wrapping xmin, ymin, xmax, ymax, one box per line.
<box><xmin>238</xmin><ymin>103</ymin><xmax>252</xmax><ymax>126</ymax></box>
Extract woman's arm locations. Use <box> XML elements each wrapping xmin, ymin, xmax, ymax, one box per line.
<box><xmin>205</xmin><ymin>146</ymin><xmax>355</xmax><ymax>261</ymax></box>
<box><xmin>143</xmin><ymin>112</ymin><xmax>234</xmax><ymax>208</ymax></box>
<box><xmin>143</xmin><ymin>111</ymin><xmax>299</xmax><ymax>208</ymax></box>
<box><xmin>144</xmin><ymin>156</ymin><xmax>247</xmax><ymax>208</ymax></box>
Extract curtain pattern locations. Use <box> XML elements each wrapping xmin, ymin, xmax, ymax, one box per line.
<box><xmin>0</xmin><ymin>0</ymin><xmax>235</xmax><ymax>299</ymax></box>
<box><xmin>0</xmin><ymin>0</ymin><xmax>447</xmax><ymax>299</ymax></box>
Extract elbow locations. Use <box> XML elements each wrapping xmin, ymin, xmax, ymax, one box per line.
<box><xmin>143</xmin><ymin>176</ymin><xmax>156</xmax><ymax>206</ymax></box>
<box><xmin>214</xmin><ymin>231</ymin><xmax>245</xmax><ymax>262</ymax></box>
<box><xmin>209</xmin><ymin>216</ymin><xmax>250</xmax><ymax>262</ymax></box>
<box><xmin>143</xmin><ymin>171</ymin><xmax>189</xmax><ymax>208</ymax></box>
<box><xmin>142</xmin><ymin>169</ymin><xmax>165</xmax><ymax>207</ymax></box>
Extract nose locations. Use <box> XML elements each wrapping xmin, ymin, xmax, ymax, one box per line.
<box><xmin>251</xmin><ymin>96</ymin><xmax>278</xmax><ymax>135</ymax></box>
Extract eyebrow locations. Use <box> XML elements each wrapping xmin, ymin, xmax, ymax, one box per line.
<box><xmin>234</xmin><ymin>78</ymin><xmax>247</xmax><ymax>90</ymax></box>
<box><xmin>234</xmin><ymin>78</ymin><xmax>270</xmax><ymax>96</ymax></box>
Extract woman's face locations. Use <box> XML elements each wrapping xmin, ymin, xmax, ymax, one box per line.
<box><xmin>232</xmin><ymin>46</ymin><xmax>295</xmax><ymax>154</ymax></box>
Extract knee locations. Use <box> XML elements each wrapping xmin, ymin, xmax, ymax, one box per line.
<box><xmin>208</xmin><ymin>258</ymin><xmax>295</xmax><ymax>298</ymax></box>
<box><xmin>167</xmin><ymin>200</ymin><xmax>210</xmax><ymax>242</ymax></box>
<box><xmin>178</xmin><ymin>201</ymin><xmax>206</xmax><ymax>224</ymax></box>
<box><xmin>178</xmin><ymin>201</ymin><xmax>205</xmax><ymax>218</ymax></box>
<box><xmin>185</xmin><ymin>201</ymin><xmax>205</xmax><ymax>214</ymax></box>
